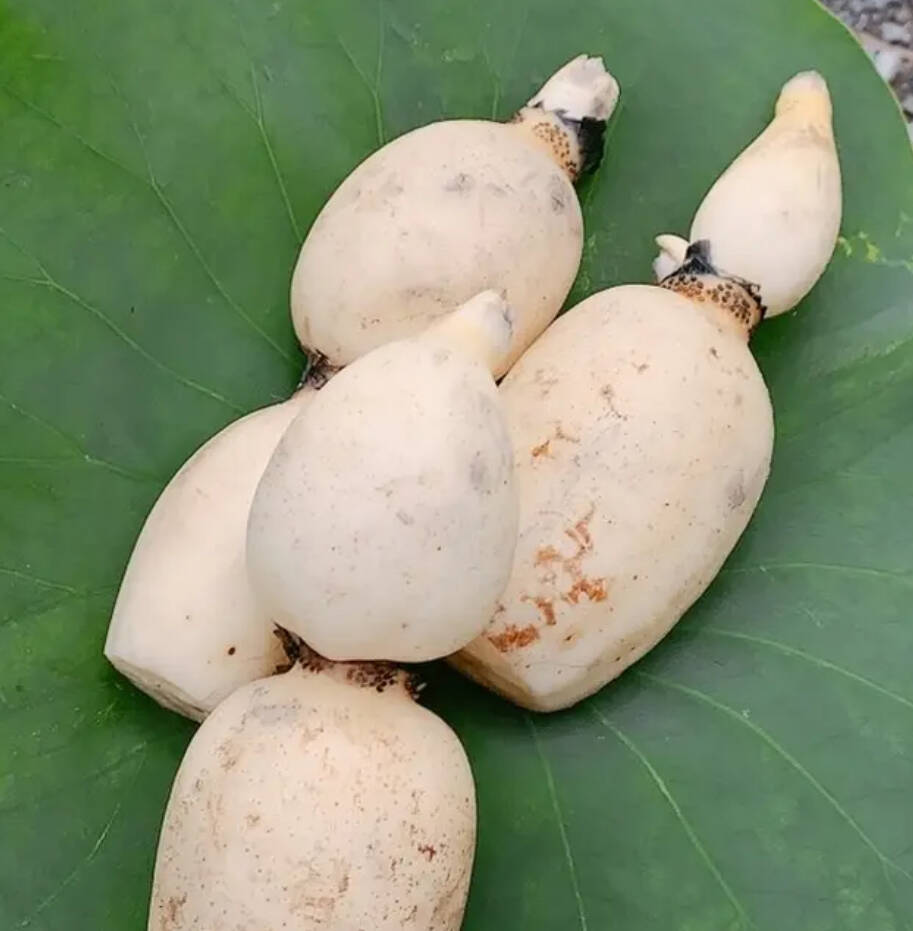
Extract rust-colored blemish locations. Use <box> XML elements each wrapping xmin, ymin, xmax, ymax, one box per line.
<box><xmin>535</xmin><ymin>545</ymin><xmax>562</xmax><ymax>567</ymax></box>
<box><xmin>532</xmin><ymin>504</ymin><xmax>610</xmax><ymax>608</ymax></box>
<box><xmin>534</xmin><ymin>544</ymin><xmax>562</xmax><ymax>584</ymax></box>
<box><xmin>533</xmin><ymin>423</ymin><xmax>579</xmax><ymax>458</ymax></box>
<box><xmin>565</xmin><ymin>510</ymin><xmax>594</xmax><ymax>551</ymax></box>
<box><xmin>522</xmin><ymin>595</ymin><xmax>556</xmax><ymax>626</ymax></box>
<box><xmin>563</xmin><ymin>577</ymin><xmax>608</xmax><ymax>604</ymax></box>
<box><xmin>418</xmin><ymin>843</ymin><xmax>437</xmax><ymax>861</ymax></box>
<box><xmin>487</xmin><ymin>624</ymin><xmax>540</xmax><ymax>652</ymax></box>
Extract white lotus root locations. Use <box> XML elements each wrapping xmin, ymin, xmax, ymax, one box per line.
<box><xmin>291</xmin><ymin>55</ymin><xmax>619</xmax><ymax>376</ymax></box>
<box><xmin>104</xmin><ymin>390</ymin><xmax>313</xmax><ymax>720</ymax></box>
<box><xmin>247</xmin><ymin>291</ymin><xmax>519</xmax><ymax>662</ymax></box>
<box><xmin>653</xmin><ymin>71</ymin><xmax>841</xmax><ymax>315</ymax></box>
<box><xmin>148</xmin><ymin>656</ymin><xmax>476</xmax><ymax>930</ymax></box>
<box><xmin>453</xmin><ymin>73</ymin><xmax>842</xmax><ymax>711</ymax></box>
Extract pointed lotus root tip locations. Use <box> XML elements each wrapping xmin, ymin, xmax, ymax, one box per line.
<box><xmin>653</xmin><ymin>234</ymin><xmax>689</xmax><ymax>282</ymax></box>
<box><xmin>659</xmin><ymin>240</ymin><xmax>765</xmax><ymax>336</ymax></box>
<box><xmin>527</xmin><ymin>55</ymin><xmax>620</xmax><ymax>123</ymax></box>
<box><xmin>775</xmin><ymin>69</ymin><xmax>831</xmax><ymax>119</ymax></box>
<box><xmin>517</xmin><ymin>55</ymin><xmax>620</xmax><ymax>179</ymax></box>
<box><xmin>419</xmin><ymin>289</ymin><xmax>515</xmax><ymax>376</ymax></box>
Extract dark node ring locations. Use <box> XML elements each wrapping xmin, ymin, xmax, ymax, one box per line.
<box><xmin>661</xmin><ymin>239</ymin><xmax>767</xmax><ymax>329</ymax></box>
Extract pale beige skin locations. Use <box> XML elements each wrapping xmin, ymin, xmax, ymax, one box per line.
<box><xmin>248</xmin><ymin>292</ymin><xmax>519</xmax><ymax>662</ymax></box>
<box><xmin>454</xmin><ymin>73</ymin><xmax>842</xmax><ymax>711</ymax></box>
<box><xmin>654</xmin><ymin>71</ymin><xmax>841</xmax><ymax>315</ymax></box>
<box><xmin>452</xmin><ymin>284</ymin><xmax>773</xmax><ymax>711</ymax></box>
<box><xmin>291</xmin><ymin>55</ymin><xmax>619</xmax><ymax>377</ymax></box>
<box><xmin>105</xmin><ymin>391</ymin><xmax>312</xmax><ymax>720</ymax></box>
<box><xmin>148</xmin><ymin>662</ymin><xmax>476</xmax><ymax>931</ymax></box>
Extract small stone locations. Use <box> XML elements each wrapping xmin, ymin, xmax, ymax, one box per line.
<box><xmin>872</xmin><ymin>45</ymin><xmax>906</xmax><ymax>82</ymax></box>
<box><xmin>882</xmin><ymin>21</ymin><xmax>910</xmax><ymax>43</ymax></box>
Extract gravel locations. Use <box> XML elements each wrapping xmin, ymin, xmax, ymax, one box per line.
<box><xmin>822</xmin><ymin>0</ymin><xmax>913</xmax><ymax>133</ymax></box>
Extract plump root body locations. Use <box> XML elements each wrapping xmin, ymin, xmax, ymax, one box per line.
<box><xmin>148</xmin><ymin>663</ymin><xmax>475</xmax><ymax>929</ymax></box>
<box><xmin>248</xmin><ymin>293</ymin><xmax>519</xmax><ymax>663</ymax></box>
<box><xmin>104</xmin><ymin>390</ymin><xmax>314</xmax><ymax>721</ymax></box>
<box><xmin>453</xmin><ymin>284</ymin><xmax>772</xmax><ymax>711</ymax></box>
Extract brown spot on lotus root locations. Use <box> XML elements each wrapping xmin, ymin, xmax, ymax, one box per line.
<box><xmin>727</xmin><ymin>476</ymin><xmax>747</xmax><ymax>510</ymax></box>
<box><xmin>418</xmin><ymin>843</ymin><xmax>437</xmax><ymax>861</ymax></box>
<box><xmin>600</xmin><ymin>384</ymin><xmax>626</xmax><ymax>420</ymax></box>
<box><xmin>522</xmin><ymin>595</ymin><xmax>556</xmax><ymax>626</ymax></box>
<box><xmin>531</xmin><ymin>438</ymin><xmax>551</xmax><ymax>458</ymax></box>
<box><xmin>217</xmin><ymin>741</ymin><xmax>241</xmax><ymax>771</ymax></box>
<box><xmin>165</xmin><ymin>893</ymin><xmax>187</xmax><ymax>927</ymax></box>
<box><xmin>443</xmin><ymin>172</ymin><xmax>474</xmax><ymax>193</ymax></box>
<box><xmin>531</xmin><ymin>505</ymin><xmax>604</xmax><ymax>599</ymax></box>
<box><xmin>528</xmin><ymin>118</ymin><xmax>579</xmax><ymax>179</ymax></box>
<box><xmin>534</xmin><ymin>544</ymin><xmax>562</xmax><ymax>584</ymax></box>
<box><xmin>534</xmin><ymin>368</ymin><xmax>560</xmax><ymax>397</ymax></box>
<box><xmin>554</xmin><ymin>423</ymin><xmax>580</xmax><ymax>444</ymax></box>
<box><xmin>548</xmin><ymin>176</ymin><xmax>568</xmax><ymax>212</ymax></box>
<box><xmin>661</xmin><ymin>273</ymin><xmax>760</xmax><ymax>329</ymax></box>
<box><xmin>345</xmin><ymin>662</ymin><xmax>401</xmax><ymax>693</ymax></box>
<box><xmin>487</xmin><ymin>624</ymin><xmax>540</xmax><ymax>652</ymax></box>
<box><xmin>535</xmin><ymin>545</ymin><xmax>563</xmax><ymax>567</ymax></box>
<box><xmin>566</xmin><ymin>508</ymin><xmax>595</xmax><ymax>551</ymax></box>
<box><xmin>562</xmin><ymin>576</ymin><xmax>608</xmax><ymax>604</ymax></box>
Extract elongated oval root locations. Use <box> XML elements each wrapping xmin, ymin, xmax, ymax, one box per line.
<box><xmin>148</xmin><ymin>660</ymin><xmax>476</xmax><ymax>930</ymax></box>
<box><xmin>104</xmin><ymin>390</ymin><xmax>313</xmax><ymax>720</ymax></box>
<box><xmin>247</xmin><ymin>292</ymin><xmax>519</xmax><ymax>662</ymax></box>
<box><xmin>291</xmin><ymin>56</ymin><xmax>619</xmax><ymax>376</ymax></box>
<box><xmin>452</xmin><ymin>284</ymin><xmax>773</xmax><ymax>711</ymax></box>
<box><xmin>653</xmin><ymin>70</ymin><xmax>841</xmax><ymax>316</ymax></box>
